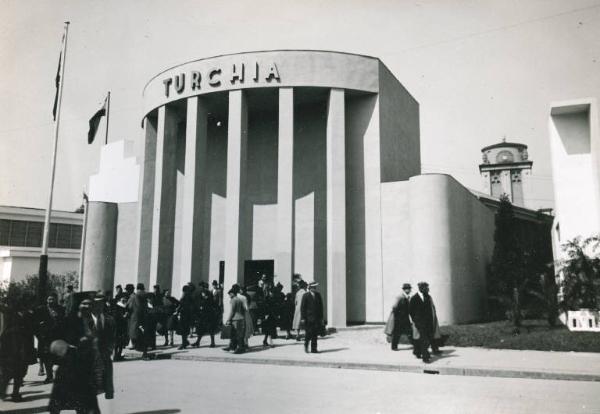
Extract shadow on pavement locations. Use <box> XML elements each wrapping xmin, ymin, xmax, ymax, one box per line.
<box><xmin>317</xmin><ymin>347</ymin><xmax>349</xmax><ymax>353</ymax></box>
<box><xmin>126</xmin><ymin>410</ymin><xmax>181</xmax><ymax>414</ymax></box>
<box><xmin>2</xmin><ymin>405</ymin><xmax>49</xmax><ymax>414</ymax></box>
<box><xmin>19</xmin><ymin>393</ymin><xmax>51</xmax><ymax>403</ymax></box>
<box><xmin>18</xmin><ymin>390</ymin><xmax>44</xmax><ymax>396</ymax></box>
<box><xmin>429</xmin><ymin>349</ymin><xmax>457</xmax><ymax>363</ymax></box>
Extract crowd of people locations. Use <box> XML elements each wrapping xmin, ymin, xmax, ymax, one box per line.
<box><xmin>0</xmin><ymin>273</ymin><xmax>327</xmax><ymax>409</ymax></box>
<box><xmin>0</xmin><ymin>275</ymin><xmax>443</xmax><ymax>410</ymax></box>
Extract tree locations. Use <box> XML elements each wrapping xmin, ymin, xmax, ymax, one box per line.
<box><xmin>558</xmin><ymin>236</ymin><xmax>600</xmax><ymax>311</ymax></box>
<box><xmin>0</xmin><ymin>271</ymin><xmax>79</xmax><ymax>307</ymax></box>
<box><xmin>487</xmin><ymin>195</ymin><xmax>538</xmax><ymax>329</ymax></box>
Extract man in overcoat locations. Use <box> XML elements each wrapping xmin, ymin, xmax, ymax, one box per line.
<box><xmin>35</xmin><ymin>293</ymin><xmax>66</xmax><ymax>383</ymax></box>
<box><xmin>409</xmin><ymin>282</ymin><xmax>441</xmax><ymax>362</ymax></box>
<box><xmin>126</xmin><ymin>283</ymin><xmax>148</xmax><ymax>359</ymax></box>
<box><xmin>390</xmin><ymin>283</ymin><xmax>414</xmax><ymax>351</ymax></box>
<box><xmin>300</xmin><ymin>281</ymin><xmax>323</xmax><ymax>354</ymax></box>
<box><xmin>224</xmin><ymin>286</ymin><xmax>246</xmax><ymax>354</ymax></box>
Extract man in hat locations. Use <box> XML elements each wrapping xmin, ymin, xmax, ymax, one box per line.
<box><xmin>387</xmin><ymin>283</ymin><xmax>414</xmax><ymax>352</ymax></box>
<box><xmin>300</xmin><ymin>281</ymin><xmax>323</xmax><ymax>353</ymax></box>
<box><xmin>34</xmin><ymin>293</ymin><xmax>66</xmax><ymax>384</ymax></box>
<box><xmin>409</xmin><ymin>282</ymin><xmax>442</xmax><ymax>363</ymax></box>
<box><xmin>49</xmin><ymin>297</ymin><xmax>100</xmax><ymax>414</ymax></box>
<box><xmin>91</xmin><ymin>292</ymin><xmax>115</xmax><ymax>400</ymax></box>
<box><xmin>126</xmin><ymin>283</ymin><xmax>149</xmax><ymax>359</ymax></box>
<box><xmin>224</xmin><ymin>285</ymin><xmax>246</xmax><ymax>354</ymax></box>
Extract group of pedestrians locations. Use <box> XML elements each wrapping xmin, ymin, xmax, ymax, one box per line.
<box><xmin>222</xmin><ymin>276</ymin><xmax>325</xmax><ymax>354</ymax></box>
<box><xmin>0</xmin><ymin>287</ymin><xmax>116</xmax><ymax>413</ymax></box>
<box><xmin>384</xmin><ymin>281</ymin><xmax>442</xmax><ymax>363</ymax></box>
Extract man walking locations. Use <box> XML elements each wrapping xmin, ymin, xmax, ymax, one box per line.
<box><xmin>300</xmin><ymin>281</ymin><xmax>323</xmax><ymax>354</ymax></box>
<box><xmin>224</xmin><ymin>286</ymin><xmax>246</xmax><ymax>354</ymax></box>
<box><xmin>409</xmin><ymin>282</ymin><xmax>442</xmax><ymax>363</ymax></box>
<box><xmin>387</xmin><ymin>283</ymin><xmax>414</xmax><ymax>352</ymax></box>
<box><xmin>35</xmin><ymin>293</ymin><xmax>66</xmax><ymax>383</ymax></box>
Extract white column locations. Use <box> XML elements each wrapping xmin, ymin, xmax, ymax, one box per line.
<box><xmin>223</xmin><ymin>90</ymin><xmax>248</xmax><ymax>319</ymax></box>
<box><xmin>326</xmin><ymin>88</ymin><xmax>347</xmax><ymax>328</ymax></box>
<box><xmin>149</xmin><ymin>105</ymin><xmax>178</xmax><ymax>290</ymax></box>
<box><xmin>180</xmin><ymin>96</ymin><xmax>208</xmax><ymax>290</ymax></box>
<box><xmin>363</xmin><ymin>97</ymin><xmax>384</xmax><ymax>323</ymax></box>
<box><xmin>136</xmin><ymin>116</ymin><xmax>157</xmax><ymax>287</ymax></box>
<box><xmin>276</xmin><ymin>88</ymin><xmax>294</xmax><ymax>291</ymax></box>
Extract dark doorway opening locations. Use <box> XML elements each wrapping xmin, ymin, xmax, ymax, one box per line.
<box><xmin>219</xmin><ymin>261</ymin><xmax>225</xmax><ymax>286</ymax></box>
<box><xmin>244</xmin><ymin>260</ymin><xmax>274</xmax><ymax>288</ymax></box>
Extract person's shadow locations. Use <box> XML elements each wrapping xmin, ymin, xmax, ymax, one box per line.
<box><xmin>315</xmin><ymin>347</ymin><xmax>349</xmax><ymax>353</ymax></box>
<box><xmin>428</xmin><ymin>348</ymin><xmax>457</xmax><ymax>362</ymax></box>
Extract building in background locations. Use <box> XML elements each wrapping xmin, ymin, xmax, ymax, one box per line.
<box><xmin>0</xmin><ymin>205</ymin><xmax>82</xmax><ymax>283</ymax></box>
<box><xmin>479</xmin><ymin>139</ymin><xmax>533</xmax><ymax>208</ymax></box>
<box><xmin>81</xmin><ymin>50</ymin><xmax>553</xmax><ymax>327</ymax></box>
<box><xmin>548</xmin><ymin>98</ymin><xmax>600</xmax><ymax>261</ymax></box>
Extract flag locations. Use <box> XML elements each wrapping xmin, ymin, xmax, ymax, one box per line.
<box><xmin>87</xmin><ymin>96</ymin><xmax>107</xmax><ymax>144</ymax></box>
<box><xmin>52</xmin><ymin>53</ymin><xmax>61</xmax><ymax>121</ymax></box>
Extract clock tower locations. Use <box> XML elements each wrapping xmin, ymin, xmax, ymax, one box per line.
<box><xmin>479</xmin><ymin>139</ymin><xmax>533</xmax><ymax>207</ymax></box>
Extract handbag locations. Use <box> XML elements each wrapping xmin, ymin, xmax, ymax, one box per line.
<box><xmin>220</xmin><ymin>324</ymin><xmax>233</xmax><ymax>340</ymax></box>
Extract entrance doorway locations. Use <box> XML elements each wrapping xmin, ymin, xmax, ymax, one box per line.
<box><xmin>244</xmin><ymin>259</ymin><xmax>274</xmax><ymax>288</ymax></box>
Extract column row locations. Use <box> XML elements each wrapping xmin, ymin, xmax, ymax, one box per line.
<box><xmin>137</xmin><ymin>88</ymin><xmax>348</xmax><ymax>327</ymax></box>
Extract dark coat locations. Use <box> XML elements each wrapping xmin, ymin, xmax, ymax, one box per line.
<box><xmin>49</xmin><ymin>313</ymin><xmax>112</xmax><ymax>412</ymax></box>
<box><xmin>34</xmin><ymin>304</ymin><xmax>66</xmax><ymax>356</ymax></box>
<box><xmin>300</xmin><ymin>291</ymin><xmax>323</xmax><ymax>327</ymax></box>
<box><xmin>261</xmin><ymin>294</ymin><xmax>278</xmax><ymax>336</ymax></box>
<box><xmin>126</xmin><ymin>292</ymin><xmax>147</xmax><ymax>340</ymax></box>
<box><xmin>177</xmin><ymin>292</ymin><xmax>195</xmax><ymax>336</ymax></box>
<box><xmin>0</xmin><ymin>307</ymin><xmax>36</xmax><ymax>382</ymax></box>
<box><xmin>392</xmin><ymin>294</ymin><xmax>412</xmax><ymax>329</ymax></box>
<box><xmin>196</xmin><ymin>294</ymin><xmax>218</xmax><ymax>335</ymax></box>
<box><xmin>409</xmin><ymin>293</ymin><xmax>441</xmax><ymax>340</ymax></box>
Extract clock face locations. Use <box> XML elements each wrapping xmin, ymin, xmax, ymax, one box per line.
<box><xmin>496</xmin><ymin>150</ymin><xmax>514</xmax><ymax>163</ymax></box>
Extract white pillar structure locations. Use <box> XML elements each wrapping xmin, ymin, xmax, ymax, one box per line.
<box><xmin>223</xmin><ymin>90</ymin><xmax>248</xmax><ymax>318</ymax></box>
<box><xmin>363</xmin><ymin>98</ymin><xmax>385</xmax><ymax>323</ymax></box>
<box><xmin>180</xmin><ymin>97</ymin><xmax>208</xmax><ymax>289</ymax></box>
<box><xmin>276</xmin><ymin>88</ymin><xmax>294</xmax><ymax>291</ymax></box>
<box><xmin>149</xmin><ymin>106</ymin><xmax>178</xmax><ymax>290</ymax></box>
<box><xmin>136</xmin><ymin>117</ymin><xmax>157</xmax><ymax>287</ymax></box>
<box><xmin>326</xmin><ymin>88</ymin><xmax>347</xmax><ymax>327</ymax></box>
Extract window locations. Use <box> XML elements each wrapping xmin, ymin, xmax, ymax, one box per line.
<box><xmin>0</xmin><ymin>219</ymin><xmax>82</xmax><ymax>249</ymax></box>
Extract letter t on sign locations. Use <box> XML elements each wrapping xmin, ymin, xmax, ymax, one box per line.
<box><xmin>163</xmin><ymin>78</ymin><xmax>173</xmax><ymax>98</ymax></box>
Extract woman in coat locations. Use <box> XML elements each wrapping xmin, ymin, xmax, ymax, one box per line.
<box><xmin>176</xmin><ymin>285</ymin><xmax>195</xmax><ymax>350</ymax></box>
<box><xmin>292</xmin><ymin>280</ymin><xmax>307</xmax><ymax>340</ymax></box>
<box><xmin>192</xmin><ymin>289</ymin><xmax>218</xmax><ymax>348</ymax></box>
<box><xmin>162</xmin><ymin>291</ymin><xmax>179</xmax><ymax>347</ymax></box>
<box><xmin>261</xmin><ymin>288</ymin><xmax>278</xmax><ymax>347</ymax></box>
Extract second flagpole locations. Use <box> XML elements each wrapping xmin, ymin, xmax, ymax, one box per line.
<box><xmin>105</xmin><ymin>91</ymin><xmax>111</xmax><ymax>145</ymax></box>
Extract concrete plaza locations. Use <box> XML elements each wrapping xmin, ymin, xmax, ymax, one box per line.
<box><xmin>3</xmin><ymin>328</ymin><xmax>600</xmax><ymax>413</ymax></box>
<box><xmin>3</xmin><ymin>359</ymin><xmax>600</xmax><ymax>414</ymax></box>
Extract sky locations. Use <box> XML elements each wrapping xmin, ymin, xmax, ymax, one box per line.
<box><xmin>1</xmin><ymin>0</ymin><xmax>599</xmax><ymax>212</ymax></box>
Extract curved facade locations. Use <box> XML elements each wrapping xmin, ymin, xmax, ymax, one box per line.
<box><xmin>135</xmin><ymin>50</ymin><xmax>420</xmax><ymax>326</ymax></box>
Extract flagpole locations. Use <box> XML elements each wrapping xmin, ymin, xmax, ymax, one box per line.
<box><xmin>105</xmin><ymin>91</ymin><xmax>111</xmax><ymax>145</ymax></box>
<box><xmin>38</xmin><ymin>21</ymin><xmax>70</xmax><ymax>304</ymax></box>
<box><xmin>78</xmin><ymin>192</ymin><xmax>89</xmax><ymax>290</ymax></box>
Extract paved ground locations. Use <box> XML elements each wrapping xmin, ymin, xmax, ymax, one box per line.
<box><xmin>3</xmin><ymin>359</ymin><xmax>600</xmax><ymax>414</ymax></box>
<box><xmin>125</xmin><ymin>327</ymin><xmax>600</xmax><ymax>381</ymax></box>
